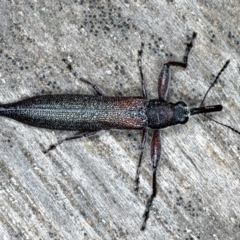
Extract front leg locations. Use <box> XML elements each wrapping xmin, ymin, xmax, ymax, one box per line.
<box><xmin>141</xmin><ymin>130</ymin><xmax>161</xmax><ymax>230</ymax></box>
<box><xmin>158</xmin><ymin>32</ymin><xmax>197</xmax><ymax>100</ymax></box>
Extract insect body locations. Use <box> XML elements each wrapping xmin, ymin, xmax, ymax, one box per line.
<box><xmin>0</xmin><ymin>32</ymin><xmax>229</xmax><ymax>230</ymax></box>
<box><xmin>0</xmin><ymin>95</ymin><xmax>210</xmax><ymax>131</ymax></box>
<box><xmin>0</xmin><ymin>96</ymin><xmax>148</xmax><ymax>130</ymax></box>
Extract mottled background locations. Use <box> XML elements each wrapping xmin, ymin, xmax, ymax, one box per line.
<box><xmin>0</xmin><ymin>0</ymin><xmax>239</xmax><ymax>239</ymax></box>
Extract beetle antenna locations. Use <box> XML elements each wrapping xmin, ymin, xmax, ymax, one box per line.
<box><xmin>204</xmin><ymin>115</ymin><xmax>240</xmax><ymax>134</ymax></box>
<box><xmin>200</xmin><ymin>60</ymin><xmax>230</xmax><ymax>107</ymax></box>
<box><xmin>200</xmin><ymin>60</ymin><xmax>240</xmax><ymax>135</ymax></box>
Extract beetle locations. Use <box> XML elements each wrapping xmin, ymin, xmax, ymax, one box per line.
<box><xmin>0</xmin><ymin>32</ymin><xmax>231</xmax><ymax>230</ymax></box>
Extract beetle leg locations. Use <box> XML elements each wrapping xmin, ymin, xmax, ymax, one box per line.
<box><xmin>158</xmin><ymin>32</ymin><xmax>196</xmax><ymax>100</ymax></box>
<box><xmin>135</xmin><ymin>128</ymin><xmax>148</xmax><ymax>191</ymax></box>
<box><xmin>141</xmin><ymin>129</ymin><xmax>161</xmax><ymax>230</ymax></box>
<box><xmin>62</xmin><ymin>58</ymin><xmax>106</xmax><ymax>96</ymax></box>
<box><xmin>138</xmin><ymin>43</ymin><xmax>148</xmax><ymax>99</ymax></box>
<box><xmin>78</xmin><ymin>77</ymin><xmax>106</xmax><ymax>96</ymax></box>
<box><xmin>43</xmin><ymin>130</ymin><xmax>100</xmax><ymax>153</ymax></box>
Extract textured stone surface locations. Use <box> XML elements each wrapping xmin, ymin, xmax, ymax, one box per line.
<box><xmin>0</xmin><ymin>0</ymin><xmax>239</xmax><ymax>239</ymax></box>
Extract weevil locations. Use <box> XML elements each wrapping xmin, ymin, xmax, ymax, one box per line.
<box><xmin>0</xmin><ymin>32</ymin><xmax>233</xmax><ymax>230</ymax></box>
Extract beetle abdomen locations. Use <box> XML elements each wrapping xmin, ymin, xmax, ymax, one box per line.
<box><xmin>0</xmin><ymin>95</ymin><xmax>148</xmax><ymax>131</ymax></box>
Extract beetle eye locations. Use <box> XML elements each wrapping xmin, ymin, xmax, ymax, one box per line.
<box><xmin>173</xmin><ymin>101</ymin><xmax>189</xmax><ymax>125</ymax></box>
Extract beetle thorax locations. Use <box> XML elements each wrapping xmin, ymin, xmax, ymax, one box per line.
<box><xmin>146</xmin><ymin>100</ymin><xmax>189</xmax><ymax>129</ymax></box>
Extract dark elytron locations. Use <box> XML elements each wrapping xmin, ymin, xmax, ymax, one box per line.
<box><xmin>0</xmin><ymin>95</ymin><xmax>148</xmax><ymax>130</ymax></box>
